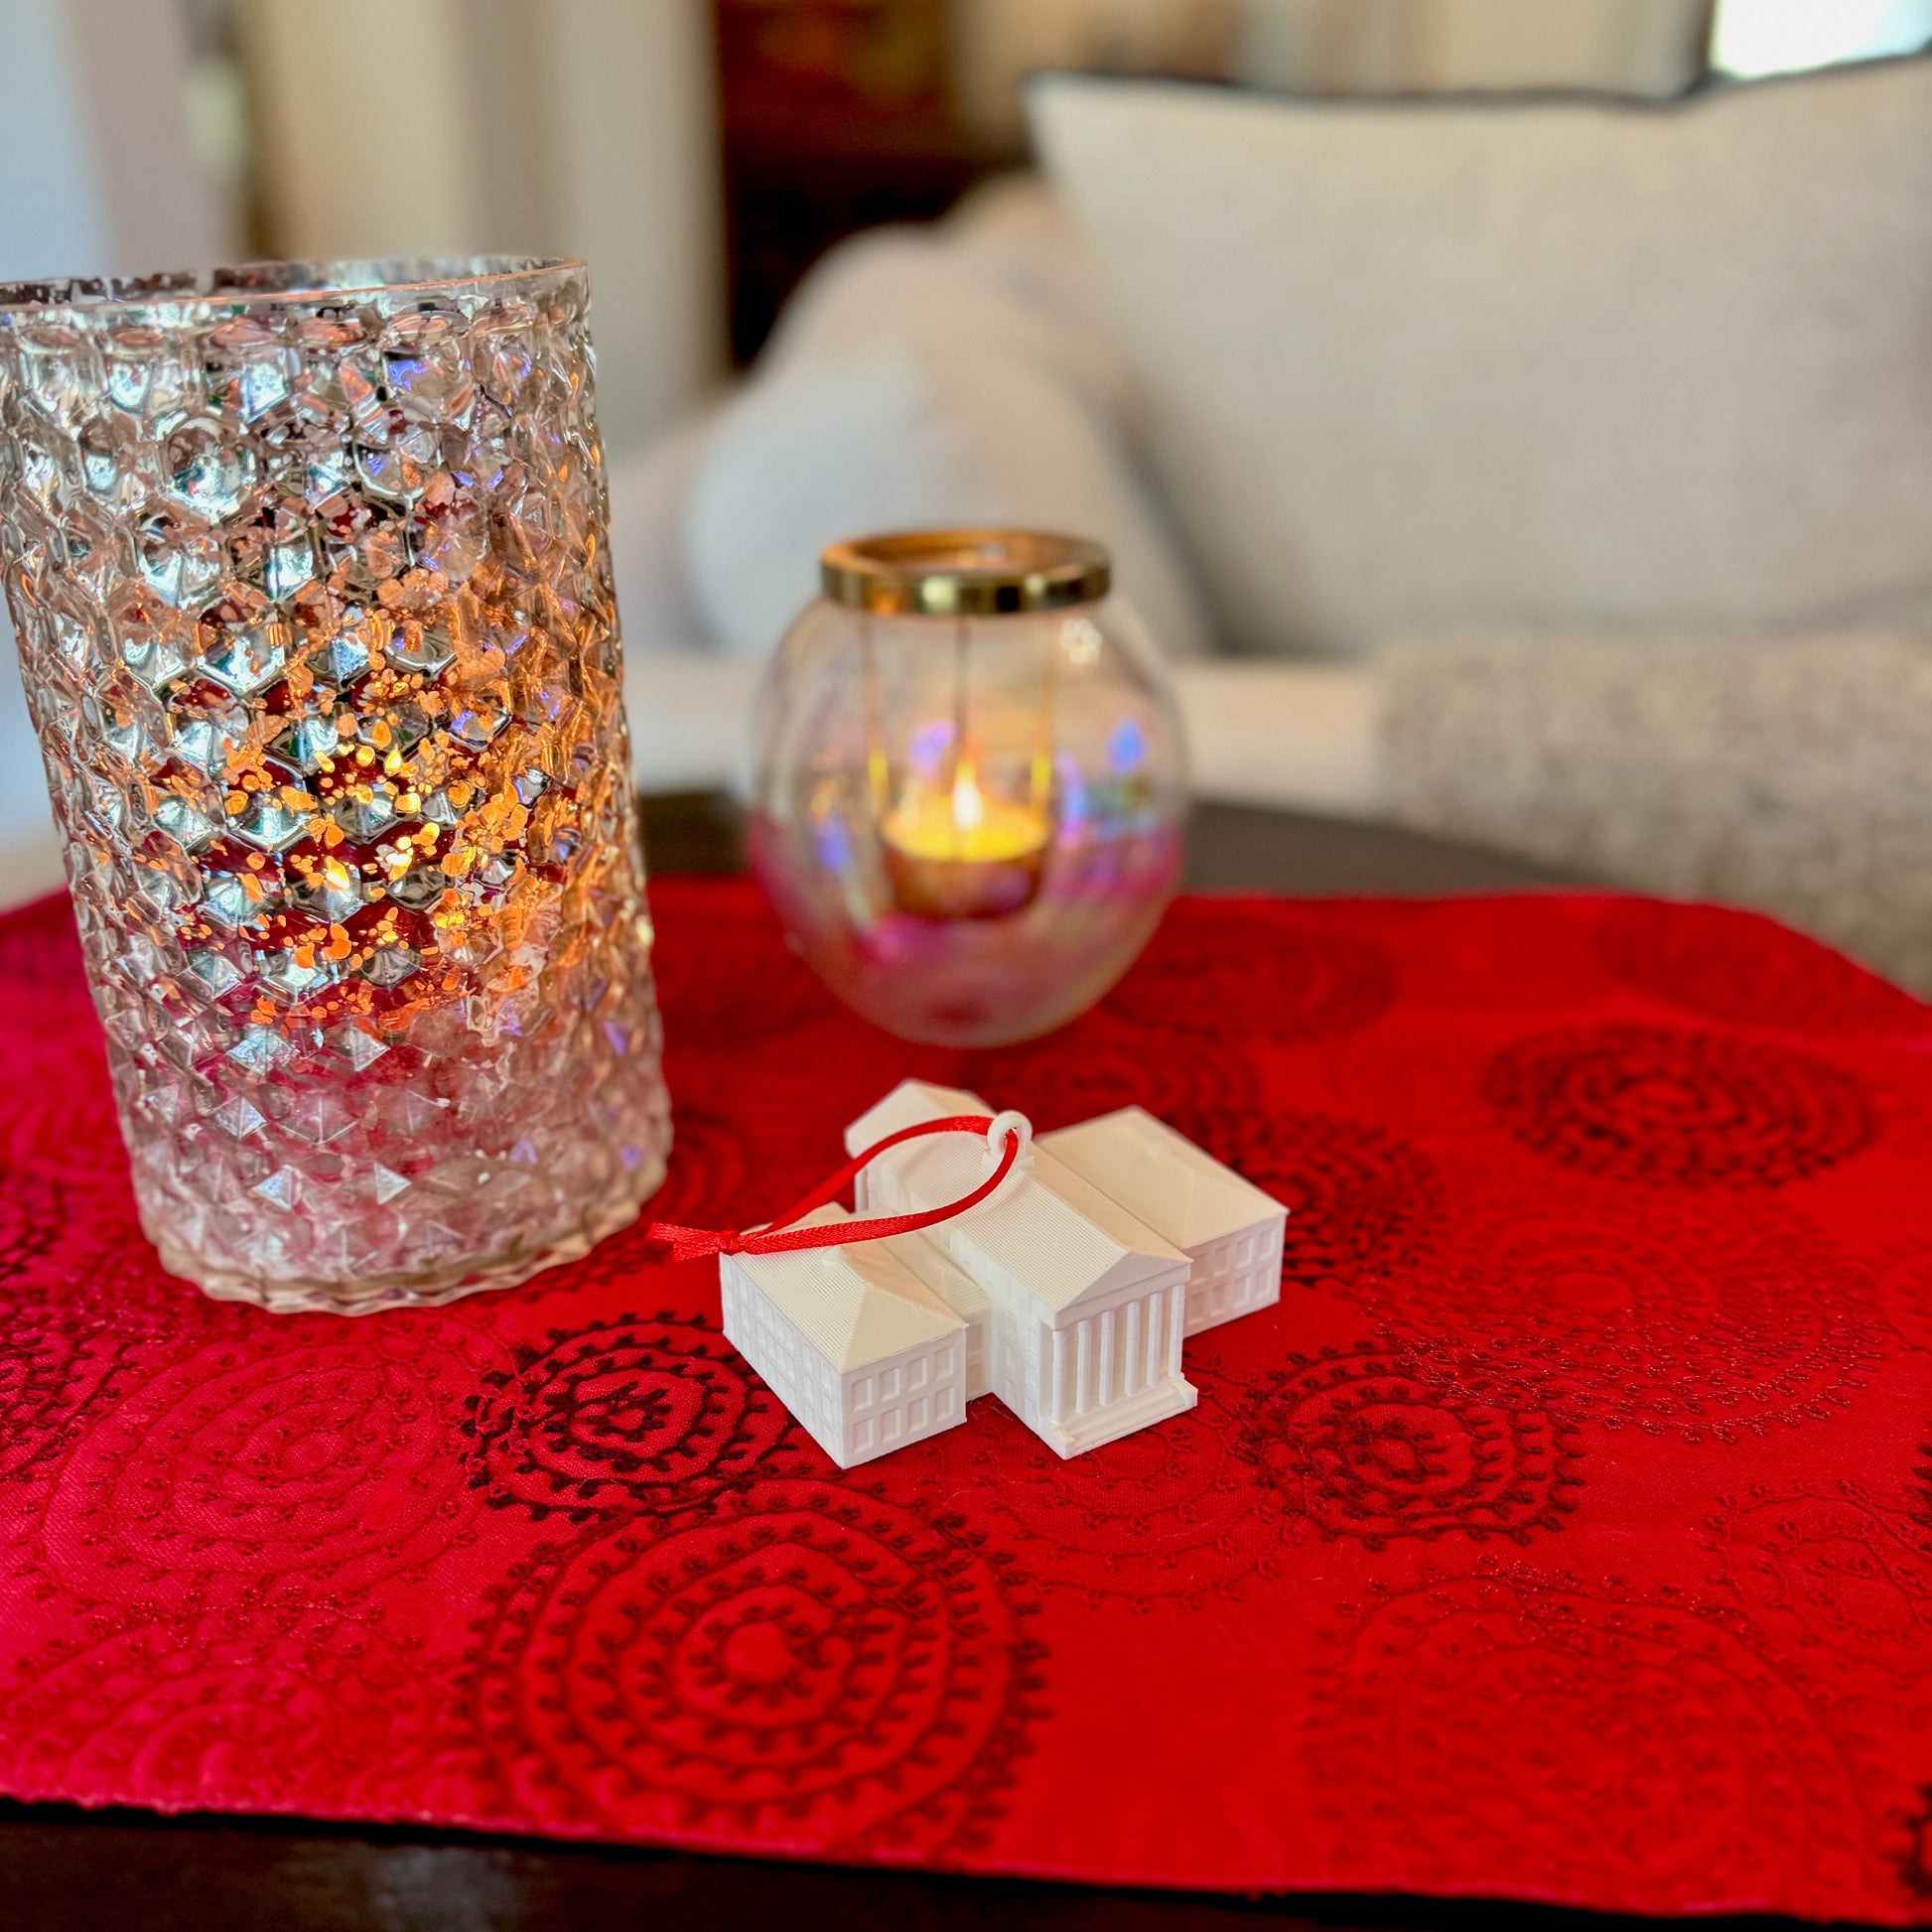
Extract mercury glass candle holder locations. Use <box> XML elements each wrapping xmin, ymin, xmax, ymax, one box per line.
<box><xmin>0</xmin><ymin>256</ymin><xmax>670</xmax><ymax>1312</ymax></box>
<box><xmin>749</xmin><ymin>530</ymin><xmax>1187</xmax><ymax>1046</ymax></box>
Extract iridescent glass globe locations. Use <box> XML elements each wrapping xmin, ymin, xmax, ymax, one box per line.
<box><xmin>0</xmin><ymin>257</ymin><xmax>669</xmax><ymax>1311</ymax></box>
<box><xmin>750</xmin><ymin>530</ymin><xmax>1187</xmax><ymax>1046</ymax></box>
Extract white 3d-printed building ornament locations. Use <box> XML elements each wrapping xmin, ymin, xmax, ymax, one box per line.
<box><xmin>656</xmin><ymin>1080</ymin><xmax>1285</xmax><ymax>1470</ymax></box>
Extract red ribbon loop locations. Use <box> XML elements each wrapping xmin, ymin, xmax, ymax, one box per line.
<box><xmin>643</xmin><ymin>1114</ymin><xmax>1023</xmax><ymax>1263</ymax></box>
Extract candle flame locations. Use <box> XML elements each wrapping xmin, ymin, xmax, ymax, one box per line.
<box><xmin>950</xmin><ymin>758</ymin><xmax>985</xmax><ymax>838</ymax></box>
<box><xmin>881</xmin><ymin>758</ymin><xmax>1051</xmax><ymax>869</ymax></box>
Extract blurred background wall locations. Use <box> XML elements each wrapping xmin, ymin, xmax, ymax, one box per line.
<box><xmin>5</xmin><ymin>0</ymin><xmax>1931</xmax><ymax>412</ymax></box>
<box><xmin>711</xmin><ymin>0</ymin><xmax>1932</xmax><ymax>360</ymax></box>
<box><xmin>0</xmin><ymin>0</ymin><xmax>239</xmax><ymax>283</ymax></box>
<box><xmin>234</xmin><ymin>0</ymin><xmax>724</xmax><ymax>461</ymax></box>
<box><xmin>1232</xmin><ymin>0</ymin><xmax>1712</xmax><ymax>97</ymax></box>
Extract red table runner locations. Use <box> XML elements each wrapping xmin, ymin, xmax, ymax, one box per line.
<box><xmin>4</xmin><ymin>879</ymin><xmax>1931</xmax><ymax>1924</ymax></box>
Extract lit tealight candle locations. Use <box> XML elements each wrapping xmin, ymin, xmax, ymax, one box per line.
<box><xmin>881</xmin><ymin>758</ymin><xmax>1051</xmax><ymax>920</ymax></box>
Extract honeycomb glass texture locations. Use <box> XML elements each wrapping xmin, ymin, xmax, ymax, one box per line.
<box><xmin>0</xmin><ymin>257</ymin><xmax>670</xmax><ymax>1312</ymax></box>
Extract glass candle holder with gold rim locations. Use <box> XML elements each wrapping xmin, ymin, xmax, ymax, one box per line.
<box><xmin>750</xmin><ymin>529</ymin><xmax>1187</xmax><ymax>1047</ymax></box>
<box><xmin>0</xmin><ymin>256</ymin><xmax>670</xmax><ymax>1312</ymax></box>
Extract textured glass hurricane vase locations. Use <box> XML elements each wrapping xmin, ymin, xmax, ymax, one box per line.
<box><xmin>0</xmin><ymin>257</ymin><xmax>670</xmax><ymax>1312</ymax></box>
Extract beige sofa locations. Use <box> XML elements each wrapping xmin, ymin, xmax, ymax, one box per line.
<box><xmin>8</xmin><ymin>57</ymin><xmax>1932</xmax><ymax>988</ymax></box>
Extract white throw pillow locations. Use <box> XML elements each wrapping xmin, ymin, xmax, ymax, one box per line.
<box><xmin>1033</xmin><ymin>62</ymin><xmax>1932</xmax><ymax>656</ymax></box>
<box><xmin>764</xmin><ymin>182</ymin><xmax>1135</xmax><ymax>425</ymax></box>
<box><xmin>682</xmin><ymin>211</ymin><xmax>1215</xmax><ymax>663</ymax></box>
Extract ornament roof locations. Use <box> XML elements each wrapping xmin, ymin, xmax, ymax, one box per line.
<box><xmin>1038</xmin><ymin>1107</ymin><xmax>1285</xmax><ymax>1251</ymax></box>
<box><xmin>731</xmin><ymin>1203</ymin><xmax>965</xmax><ymax>1371</ymax></box>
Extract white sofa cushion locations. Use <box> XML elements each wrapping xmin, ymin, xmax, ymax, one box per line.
<box><xmin>1172</xmin><ymin>660</ymin><xmax>1381</xmax><ymax>815</ymax></box>
<box><xmin>1033</xmin><ymin>62</ymin><xmax>1932</xmax><ymax>657</ymax></box>
<box><xmin>605</xmin><ymin>410</ymin><xmax>717</xmax><ymax>653</ymax></box>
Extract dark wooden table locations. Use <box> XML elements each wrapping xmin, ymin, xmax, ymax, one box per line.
<box><xmin>633</xmin><ymin>793</ymin><xmax>1581</xmax><ymax>897</ymax></box>
<box><xmin>5</xmin><ymin>801</ymin><xmax>1837</xmax><ymax>1932</ymax></box>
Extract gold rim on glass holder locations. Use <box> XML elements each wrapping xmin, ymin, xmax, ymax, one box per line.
<box><xmin>820</xmin><ymin>529</ymin><xmax>1112</xmax><ymax>618</ymax></box>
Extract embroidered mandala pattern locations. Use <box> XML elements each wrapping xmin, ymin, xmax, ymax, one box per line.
<box><xmin>1596</xmin><ymin>900</ymin><xmax>1929</xmax><ymax>1037</ymax></box>
<box><xmin>1104</xmin><ymin>905</ymin><xmax>1396</xmax><ymax>1043</ymax></box>
<box><xmin>660</xmin><ymin>1006</ymin><xmax>912</xmax><ymax>1214</ymax></box>
<box><xmin>0</xmin><ymin>1605</ymin><xmax>433</xmax><ymax>1813</ymax></box>
<box><xmin>1848</xmin><ymin>1238</ymin><xmax>1932</xmax><ymax>1355</ymax></box>
<box><xmin>0</xmin><ymin>1297</ymin><xmax>163</xmax><ymax>1486</ymax></box>
<box><xmin>630</xmin><ymin>1108</ymin><xmax>758</xmax><ymax>1236</ymax></box>
<box><xmin>1186</xmin><ymin>1110</ymin><xmax>1442</xmax><ymax>1298</ymax></box>
<box><xmin>1903</xmin><ymin>1787</ymin><xmax>1932</xmax><ymax>1901</ymax></box>
<box><xmin>3</xmin><ymin>877</ymin><xmax>1931</xmax><ymax>1919</ymax></box>
<box><xmin>39</xmin><ymin>1323</ymin><xmax>480</xmax><ymax>1608</ymax></box>
<box><xmin>0</xmin><ymin>1030</ymin><xmax>128</xmax><ymax>1205</ymax></box>
<box><xmin>1308</xmin><ymin>1569</ymin><xmax>1875</xmax><ymax>1918</ymax></box>
<box><xmin>0</xmin><ymin>1172</ymin><xmax>72</xmax><ymax>1284</ymax></box>
<box><xmin>1233</xmin><ymin>1347</ymin><xmax>1580</xmax><ymax>1548</ymax></box>
<box><xmin>650</xmin><ymin>889</ymin><xmax>834</xmax><ymax>1047</ymax></box>
<box><xmin>461</xmin><ymin>1312</ymin><xmax>802</xmax><ymax>1522</ymax></box>
<box><xmin>1397</xmin><ymin>1188</ymin><xmax>1891</xmax><ymax>1443</ymax></box>
<box><xmin>1701</xmin><ymin>1483</ymin><xmax>1932</xmax><ymax>1909</ymax></box>
<box><xmin>0</xmin><ymin>894</ymin><xmax>86</xmax><ymax>993</ymax></box>
<box><xmin>965</xmin><ymin>1009</ymin><xmax>1261</xmax><ymax>1141</ymax></box>
<box><xmin>930</xmin><ymin>1390</ymin><xmax>1284</xmax><ymax>1603</ymax></box>
<box><xmin>1708</xmin><ymin>1485</ymin><xmax>1932</xmax><ymax>1683</ymax></box>
<box><xmin>469</xmin><ymin>1478</ymin><xmax>1042</xmax><ymax>1856</ymax></box>
<box><xmin>1482</xmin><ymin>1024</ymin><xmax>1877</xmax><ymax>1186</ymax></box>
<box><xmin>1367</xmin><ymin>897</ymin><xmax>1612</xmax><ymax>1013</ymax></box>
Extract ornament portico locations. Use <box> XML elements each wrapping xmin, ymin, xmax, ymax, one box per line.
<box><xmin>719</xmin><ymin>1080</ymin><xmax>1287</xmax><ymax>1468</ymax></box>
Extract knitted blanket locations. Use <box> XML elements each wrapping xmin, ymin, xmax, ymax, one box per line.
<box><xmin>1382</xmin><ymin>630</ymin><xmax>1932</xmax><ymax>992</ymax></box>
